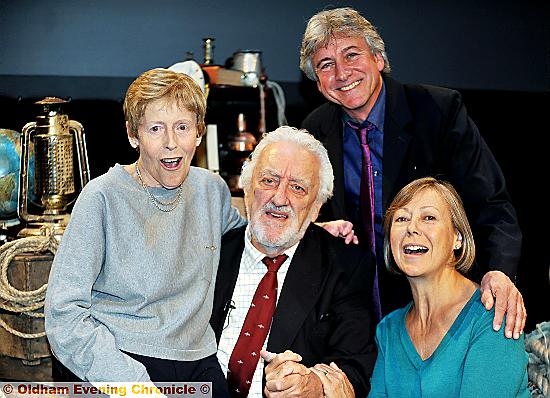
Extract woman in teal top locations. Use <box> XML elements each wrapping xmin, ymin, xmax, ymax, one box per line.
<box><xmin>263</xmin><ymin>177</ymin><xmax>529</xmax><ymax>397</ymax></box>
<box><xmin>365</xmin><ymin>177</ymin><xmax>529</xmax><ymax>397</ymax></box>
<box><xmin>369</xmin><ymin>289</ymin><xmax>529</xmax><ymax>397</ymax></box>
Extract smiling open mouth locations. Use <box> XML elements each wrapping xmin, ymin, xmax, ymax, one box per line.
<box><xmin>339</xmin><ymin>80</ymin><xmax>361</xmax><ymax>91</ymax></box>
<box><xmin>161</xmin><ymin>157</ymin><xmax>182</xmax><ymax>169</ymax></box>
<box><xmin>403</xmin><ymin>244</ymin><xmax>429</xmax><ymax>255</ymax></box>
<box><xmin>266</xmin><ymin>211</ymin><xmax>288</xmax><ymax>219</ymax></box>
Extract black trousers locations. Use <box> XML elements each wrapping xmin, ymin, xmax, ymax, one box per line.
<box><xmin>52</xmin><ymin>352</ymin><xmax>230</xmax><ymax>397</ymax></box>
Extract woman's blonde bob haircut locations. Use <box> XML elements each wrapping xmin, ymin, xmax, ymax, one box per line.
<box><xmin>383</xmin><ymin>177</ymin><xmax>476</xmax><ymax>275</ymax></box>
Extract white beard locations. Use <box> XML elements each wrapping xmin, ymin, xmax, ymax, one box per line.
<box><xmin>250</xmin><ymin>202</ymin><xmax>313</xmax><ymax>250</ymax></box>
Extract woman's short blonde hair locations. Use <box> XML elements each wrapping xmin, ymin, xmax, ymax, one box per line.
<box><xmin>383</xmin><ymin>177</ymin><xmax>476</xmax><ymax>275</ymax></box>
<box><xmin>123</xmin><ymin>68</ymin><xmax>206</xmax><ymax>139</ymax></box>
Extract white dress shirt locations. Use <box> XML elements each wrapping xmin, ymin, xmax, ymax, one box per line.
<box><xmin>218</xmin><ymin>225</ymin><xmax>298</xmax><ymax>397</ymax></box>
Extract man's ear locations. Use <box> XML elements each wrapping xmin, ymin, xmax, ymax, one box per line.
<box><xmin>375</xmin><ymin>53</ymin><xmax>385</xmax><ymax>72</ymax></box>
<box><xmin>196</xmin><ymin>135</ymin><xmax>202</xmax><ymax>147</ymax></box>
<box><xmin>309</xmin><ymin>202</ymin><xmax>323</xmax><ymax>223</ymax></box>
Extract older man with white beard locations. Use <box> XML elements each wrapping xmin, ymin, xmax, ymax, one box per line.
<box><xmin>209</xmin><ymin>126</ymin><xmax>377</xmax><ymax>398</ymax></box>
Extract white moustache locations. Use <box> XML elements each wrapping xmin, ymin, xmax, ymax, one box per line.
<box><xmin>263</xmin><ymin>202</ymin><xmax>293</xmax><ymax>215</ymax></box>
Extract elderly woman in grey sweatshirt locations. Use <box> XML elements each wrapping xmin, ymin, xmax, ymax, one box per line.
<box><xmin>45</xmin><ymin>68</ymin><xmax>245</xmax><ymax>396</ymax></box>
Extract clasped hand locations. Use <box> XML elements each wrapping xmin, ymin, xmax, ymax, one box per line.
<box><xmin>261</xmin><ymin>350</ymin><xmax>353</xmax><ymax>398</ymax></box>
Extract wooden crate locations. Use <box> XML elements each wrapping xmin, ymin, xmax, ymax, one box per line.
<box><xmin>0</xmin><ymin>253</ymin><xmax>53</xmax><ymax>381</ymax></box>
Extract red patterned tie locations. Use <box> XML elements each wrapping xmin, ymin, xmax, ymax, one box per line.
<box><xmin>227</xmin><ymin>254</ymin><xmax>288</xmax><ymax>397</ymax></box>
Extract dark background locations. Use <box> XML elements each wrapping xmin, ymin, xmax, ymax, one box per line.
<box><xmin>1</xmin><ymin>0</ymin><xmax>548</xmax><ymax>332</ymax></box>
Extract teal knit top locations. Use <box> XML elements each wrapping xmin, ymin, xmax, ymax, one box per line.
<box><xmin>368</xmin><ymin>289</ymin><xmax>530</xmax><ymax>397</ymax></box>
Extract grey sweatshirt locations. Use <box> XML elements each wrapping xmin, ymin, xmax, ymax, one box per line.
<box><xmin>45</xmin><ymin>164</ymin><xmax>246</xmax><ymax>382</ymax></box>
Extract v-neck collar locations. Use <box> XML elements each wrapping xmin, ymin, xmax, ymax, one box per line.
<box><xmin>399</xmin><ymin>288</ymin><xmax>481</xmax><ymax>369</ymax></box>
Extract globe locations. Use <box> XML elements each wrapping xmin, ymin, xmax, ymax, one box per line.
<box><xmin>0</xmin><ymin>128</ymin><xmax>35</xmax><ymax>224</ymax></box>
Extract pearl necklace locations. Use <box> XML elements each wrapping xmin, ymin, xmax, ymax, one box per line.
<box><xmin>135</xmin><ymin>162</ymin><xmax>183</xmax><ymax>213</ymax></box>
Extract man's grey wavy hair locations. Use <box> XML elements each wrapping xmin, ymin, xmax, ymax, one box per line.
<box><xmin>240</xmin><ymin>126</ymin><xmax>334</xmax><ymax>205</ymax></box>
<box><xmin>300</xmin><ymin>7</ymin><xmax>391</xmax><ymax>81</ymax></box>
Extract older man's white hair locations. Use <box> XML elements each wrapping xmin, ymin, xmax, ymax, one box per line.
<box><xmin>240</xmin><ymin>126</ymin><xmax>334</xmax><ymax>204</ymax></box>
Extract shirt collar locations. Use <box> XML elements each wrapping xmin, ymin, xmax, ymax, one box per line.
<box><xmin>343</xmin><ymin>80</ymin><xmax>386</xmax><ymax>132</ymax></box>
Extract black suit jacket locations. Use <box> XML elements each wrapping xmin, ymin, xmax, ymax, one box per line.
<box><xmin>210</xmin><ymin>224</ymin><xmax>377</xmax><ymax>397</ymax></box>
<box><xmin>302</xmin><ymin>75</ymin><xmax>522</xmax><ymax>312</ymax></box>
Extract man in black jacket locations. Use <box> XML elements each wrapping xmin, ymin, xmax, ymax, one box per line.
<box><xmin>210</xmin><ymin>126</ymin><xmax>376</xmax><ymax>397</ymax></box>
<box><xmin>300</xmin><ymin>7</ymin><xmax>525</xmax><ymax>338</ymax></box>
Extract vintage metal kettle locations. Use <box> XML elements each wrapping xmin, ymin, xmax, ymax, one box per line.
<box><xmin>227</xmin><ymin>50</ymin><xmax>263</xmax><ymax>86</ymax></box>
